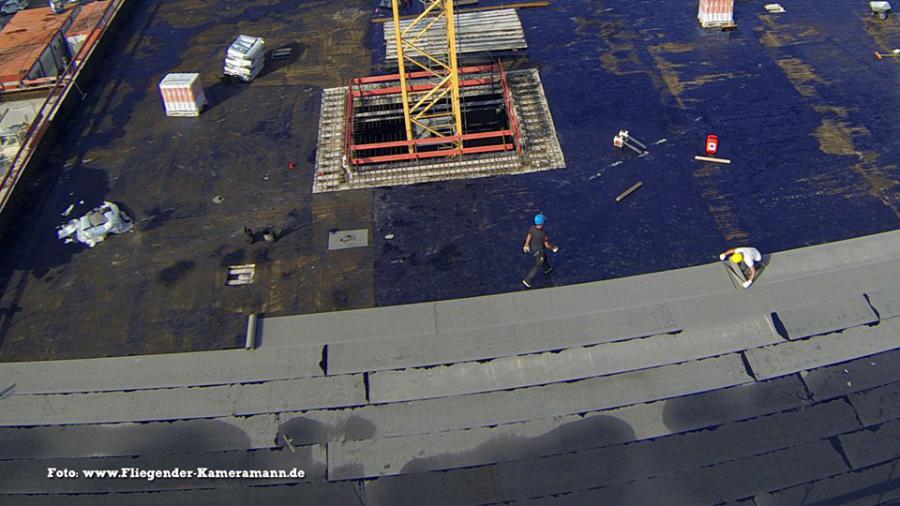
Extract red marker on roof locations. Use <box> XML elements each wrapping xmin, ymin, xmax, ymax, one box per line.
<box><xmin>706</xmin><ymin>135</ymin><xmax>719</xmax><ymax>155</ymax></box>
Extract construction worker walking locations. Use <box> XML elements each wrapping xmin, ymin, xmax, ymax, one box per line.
<box><xmin>522</xmin><ymin>213</ymin><xmax>558</xmax><ymax>288</ymax></box>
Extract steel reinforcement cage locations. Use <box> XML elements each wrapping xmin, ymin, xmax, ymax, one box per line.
<box><xmin>344</xmin><ymin>63</ymin><xmax>523</xmax><ymax>166</ymax></box>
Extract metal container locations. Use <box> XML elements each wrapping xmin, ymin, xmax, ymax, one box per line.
<box><xmin>158</xmin><ymin>73</ymin><xmax>207</xmax><ymax>117</ymax></box>
<box><xmin>698</xmin><ymin>0</ymin><xmax>734</xmax><ymax>28</ymax></box>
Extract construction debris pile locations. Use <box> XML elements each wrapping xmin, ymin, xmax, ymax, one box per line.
<box><xmin>57</xmin><ymin>201</ymin><xmax>133</xmax><ymax>248</ymax></box>
<box><xmin>224</xmin><ymin>35</ymin><xmax>265</xmax><ymax>82</ymax></box>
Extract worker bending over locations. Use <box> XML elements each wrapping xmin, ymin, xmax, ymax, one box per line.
<box><xmin>720</xmin><ymin>247</ymin><xmax>762</xmax><ymax>288</ymax></box>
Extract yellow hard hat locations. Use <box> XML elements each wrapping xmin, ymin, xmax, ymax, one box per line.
<box><xmin>731</xmin><ymin>252</ymin><xmax>743</xmax><ymax>264</ymax></box>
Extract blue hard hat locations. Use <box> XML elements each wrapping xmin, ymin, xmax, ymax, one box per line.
<box><xmin>534</xmin><ymin>214</ymin><xmax>546</xmax><ymax>225</ymax></box>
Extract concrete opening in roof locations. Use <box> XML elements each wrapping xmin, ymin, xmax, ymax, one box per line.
<box><xmin>349</xmin><ymin>64</ymin><xmax>516</xmax><ymax>165</ymax></box>
<box><xmin>313</xmin><ymin>65</ymin><xmax>564</xmax><ymax>193</ymax></box>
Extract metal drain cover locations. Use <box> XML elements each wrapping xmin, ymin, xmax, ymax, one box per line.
<box><xmin>328</xmin><ymin>229</ymin><xmax>369</xmax><ymax>250</ymax></box>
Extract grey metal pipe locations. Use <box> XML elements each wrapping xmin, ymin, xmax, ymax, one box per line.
<box><xmin>245</xmin><ymin>313</ymin><xmax>258</xmax><ymax>349</ymax></box>
<box><xmin>616</xmin><ymin>181</ymin><xmax>644</xmax><ymax>202</ymax></box>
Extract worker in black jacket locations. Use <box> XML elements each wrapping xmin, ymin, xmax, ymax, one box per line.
<box><xmin>522</xmin><ymin>213</ymin><xmax>558</xmax><ymax>288</ymax></box>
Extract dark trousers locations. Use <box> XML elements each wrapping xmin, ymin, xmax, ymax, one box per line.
<box><xmin>524</xmin><ymin>250</ymin><xmax>552</xmax><ymax>283</ymax></box>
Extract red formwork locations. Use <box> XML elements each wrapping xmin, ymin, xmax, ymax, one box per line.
<box><xmin>345</xmin><ymin>63</ymin><xmax>522</xmax><ymax>166</ymax></box>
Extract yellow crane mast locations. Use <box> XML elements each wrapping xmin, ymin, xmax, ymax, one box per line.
<box><xmin>390</xmin><ymin>0</ymin><xmax>464</xmax><ymax>155</ymax></box>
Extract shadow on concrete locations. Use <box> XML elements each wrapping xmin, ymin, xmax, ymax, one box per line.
<box><xmin>278</xmin><ymin>415</ymin><xmax>376</xmax><ymax>447</ymax></box>
<box><xmin>259</xmin><ymin>42</ymin><xmax>306</xmax><ymax>78</ymax></box>
<box><xmin>358</xmin><ymin>415</ymin><xmax>635</xmax><ymax>504</ymax></box>
<box><xmin>399</xmin><ymin>414</ymin><xmax>635</xmax><ymax>475</ymax></box>
<box><xmin>204</xmin><ymin>76</ymin><xmax>252</xmax><ymax>113</ymax></box>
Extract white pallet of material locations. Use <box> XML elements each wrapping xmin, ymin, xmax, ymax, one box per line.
<box><xmin>698</xmin><ymin>0</ymin><xmax>735</xmax><ymax>27</ymax></box>
<box><xmin>159</xmin><ymin>73</ymin><xmax>207</xmax><ymax>117</ymax></box>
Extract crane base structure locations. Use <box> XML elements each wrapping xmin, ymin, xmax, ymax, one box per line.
<box><xmin>311</xmin><ymin>68</ymin><xmax>564</xmax><ymax>193</ymax></box>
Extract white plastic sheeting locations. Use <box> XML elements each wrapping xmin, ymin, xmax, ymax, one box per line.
<box><xmin>57</xmin><ymin>201</ymin><xmax>133</xmax><ymax>248</ymax></box>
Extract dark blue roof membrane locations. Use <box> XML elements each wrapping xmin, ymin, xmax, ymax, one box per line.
<box><xmin>372</xmin><ymin>0</ymin><xmax>899</xmax><ymax>305</ymax></box>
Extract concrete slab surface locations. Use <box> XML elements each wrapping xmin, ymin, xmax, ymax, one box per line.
<box><xmin>258</xmin><ymin>302</ymin><xmax>437</xmax><ymax>347</ymax></box>
<box><xmin>491</xmin><ymin>403</ymin><xmax>856</xmax><ymax>501</ymax></box>
<box><xmin>367</xmin><ymin>318</ymin><xmax>776</xmax><ymax>402</ymax></box>
<box><xmin>742</xmin><ymin>258</ymin><xmax>900</xmax><ymax>314</ymax></box>
<box><xmin>288</xmin><ymin>355</ymin><xmax>751</xmax><ymax>443</ymax></box>
<box><xmin>745</xmin><ymin>316</ymin><xmax>900</xmax><ymax>381</ymax></box>
<box><xmin>514</xmin><ymin>441</ymin><xmax>847</xmax><ymax>506</ymax></box>
<box><xmin>0</xmin><ymin>374</ymin><xmax>365</xmax><ymax>426</ymax></box>
<box><xmin>868</xmin><ymin>286</ymin><xmax>900</xmax><ymax>320</ymax></box>
<box><xmin>327</xmin><ymin>302</ymin><xmax>679</xmax><ymax>374</ymax></box>
<box><xmin>754</xmin><ymin>232</ymin><xmax>900</xmax><ymax>287</ymax></box>
<box><xmin>10</xmin><ymin>481</ymin><xmax>363</xmax><ymax>506</ymax></box>
<box><xmin>0</xmin><ymin>346</ymin><xmax>324</xmax><ymax>395</ymax></box>
<box><xmin>849</xmin><ymin>381</ymin><xmax>900</xmax><ymax>427</ymax></box>
<box><xmin>364</xmin><ymin>440</ymin><xmax>847</xmax><ymax>506</ymax></box>
<box><xmin>839</xmin><ymin>420</ymin><xmax>900</xmax><ymax>470</ymax></box>
<box><xmin>772</xmin><ymin>293</ymin><xmax>878</xmax><ymax>340</ymax></box>
<box><xmin>327</xmin><ymin>399</ymin><xmax>857</xmax><ymax>480</ymax></box>
<box><xmin>369</xmin><ymin>351</ymin><xmax>750</xmax><ymax>404</ymax></box>
<box><xmin>429</xmin><ymin>263</ymin><xmax>735</xmax><ymax>333</ymax></box>
<box><xmin>283</xmin><ymin>375</ymin><xmax>807</xmax><ymax>446</ymax></box>
<box><xmin>802</xmin><ymin>348</ymin><xmax>900</xmax><ymax>402</ymax></box>
<box><xmin>754</xmin><ymin>459</ymin><xmax>900</xmax><ymax>506</ymax></box>
<box><xmin>0</xmin><ymin>414</ymin><xmax>278</xmax><ymax>459</ymax></box>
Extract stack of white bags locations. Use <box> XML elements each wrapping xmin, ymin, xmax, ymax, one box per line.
<box><xmin>224</xmin><ymin>35</ymin><xmax>266</xmax><ymax>82</ymax></box>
